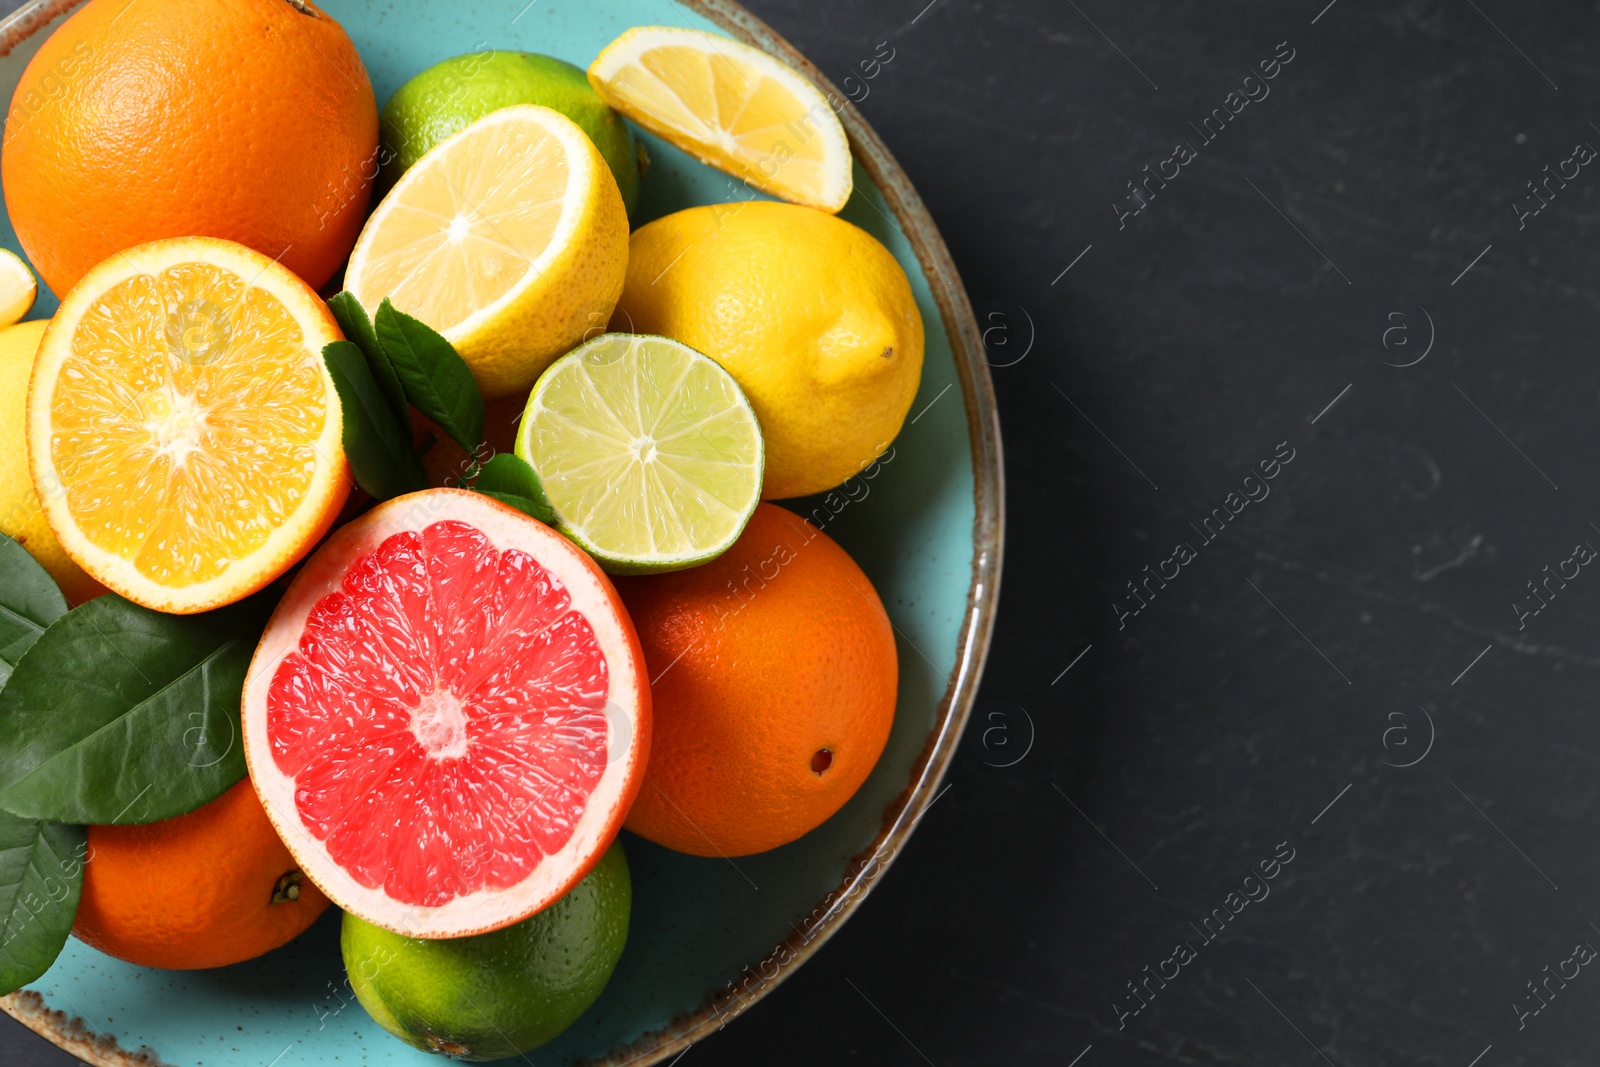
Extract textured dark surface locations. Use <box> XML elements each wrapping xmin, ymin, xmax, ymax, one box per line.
<box><xmin>8</xmin><ymin>0</ymin><xmax>1600</xmax><ymax>1065</ymax></box>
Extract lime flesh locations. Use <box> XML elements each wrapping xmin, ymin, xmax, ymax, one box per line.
<box><xmin>379</xmin><ymin>51</ymin><xmax>641</xmax><ymax>216</ymax></box>
<box><xmin>516</xmin><ymin>333</ymin><xmax>764</xmax><ymax>574</ymax></box>
<box><xmin>342</xmin><ymin>840</ymin><xmax>631</xmax><ymax>1061</ymax></box>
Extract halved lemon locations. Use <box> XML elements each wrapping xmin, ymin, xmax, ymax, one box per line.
<box><xmin>588</xmin><ymin>26</ymin><xmax>854</xmax><ymax>213</ymax></box>
<box><xmin>0</xmin><ymin>249</ymin><xmax>37</xmax><ymax>327</ymax></box>
<box><xmin>344</xmin><ymin>104</ymin><xmax>629</xmax><ymax>399</ymax></box>
<box><xmin>27</xmin><ymin>237</ymin><xmax>350</xmax><ymax>614</ymax></box>
<box><xmin>515</xmin><ymin>333</ymin><xmax>763</xmax><ymax>574</ymax></box>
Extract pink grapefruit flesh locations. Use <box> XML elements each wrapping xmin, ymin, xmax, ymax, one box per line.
<box><xmin>242</xmin><ymin>489</ymin><xmax>650</xmax><ymax>939</ymax></box>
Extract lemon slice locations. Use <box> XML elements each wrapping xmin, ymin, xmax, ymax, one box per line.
<box><xmin>0</xmin><ymin>249</ymin><xmax>37</xmax><ymax>327</ymax></box>
<box><xmin>515</xmin><ymin>333</ymin><xmax>764</xmax><ymax>574</ymax></box>
<box><xmin>343</xmin><ymin>104</ymin><xmax>628</xmax><ymax>399</ymax></box>
<box><xmin>588</xmin><ymin>26</ymin><xmax>853</xmax><ymax>213</ymax></box>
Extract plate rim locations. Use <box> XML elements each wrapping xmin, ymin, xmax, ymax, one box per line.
<box><xmin>0</xmin><ymin>1</ymin><xmax>1005</xmax><ymax>1064</ymax></box>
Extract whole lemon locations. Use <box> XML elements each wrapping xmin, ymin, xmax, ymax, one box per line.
<box><xmin>614</xmin><ymin>202</ymin><xmax>923</xmax><ymax>499</ymax></box>
<box><xmin>0</xmin><ymin>320</ymin><xmax>102</xmax><ymax>604</ymax></box>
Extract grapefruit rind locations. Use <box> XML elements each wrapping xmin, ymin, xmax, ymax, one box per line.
<box><xmin>25</xmin><ymin>237</ymin><xmax>349</xmax><ymax>614</ymax></box>
<box><xmin>241</xmin><ymin>489</ymin><xmax>650</xmax><ymax>940</ymax></box>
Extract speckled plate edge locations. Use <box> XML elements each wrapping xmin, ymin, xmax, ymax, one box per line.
<box><xmin>0</xmin><ymin>1</ymin><xmax>1005</xmax><ymax>1064</ymax></box>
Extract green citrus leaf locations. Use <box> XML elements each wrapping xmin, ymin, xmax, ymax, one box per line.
<box><xmin>324</xmin><ymin>340</ymin><xmax>428</xmax><ymax>501</ymax></box>
<box><xmin>374</xmin><ymin>298</ymin><xmax>486</xmax><ymax>455</ymax></box>
<box><xmin>0</xmin><ymin>593</ymin><xmax>273</xmax><ymax>825</ymax></box>
<box><xmin>474</xmin><ymin>452</ymin><xmax>556</xmax><ymax>524</ymax></box>
<box><xmin>0</xmin><ymin>534</ymin><xmax>68</xmax><ymax>687</ymax></box>
<box><xmin>0</xmin><ymin>816</ymin><xmax>84</xmax><ymax>995</ymax></box>
<box><xmin>328</xmin><ymin>292</ymin><xmax>407</xmax><ymax>424</ymax></box>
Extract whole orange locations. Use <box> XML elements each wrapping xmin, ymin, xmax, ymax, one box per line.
<box><xmin>73</xmin><ymin>778</ymin><xmax>330</xmax><ymax>970</ymax></box>
<box><xmin>2</xmin><ymin>0</ymin><xmax>378</xmax><ymax>297</ymax></box>
<box><xmin>619</xmin><ymin>503</ymin><xmax>897</xmax><ymax>857</ymax></box>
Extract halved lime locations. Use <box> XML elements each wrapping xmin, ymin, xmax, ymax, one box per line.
<box><xmin>515</xmin><ymin>333</ymin><xmax>764</xmax><ymax>574</ymax></box>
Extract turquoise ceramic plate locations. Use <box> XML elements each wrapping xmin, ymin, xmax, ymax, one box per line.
<box><xmin>0</xmin><ymin>1</ymin><xmax>1002</xmax><ymax>1063</ymax></box>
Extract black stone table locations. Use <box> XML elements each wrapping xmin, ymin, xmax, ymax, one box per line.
<box><xmin>7</xmin><ymin>1</ymin><xmax>1600</xmax><ymax>1065</ymax></box>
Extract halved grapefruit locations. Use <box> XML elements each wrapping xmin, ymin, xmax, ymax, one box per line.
<box><xmin>241</xmin><ymin>489</ymin><xmax>650</xmax><ymax>939</ymax></box>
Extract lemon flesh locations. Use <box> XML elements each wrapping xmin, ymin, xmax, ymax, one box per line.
<box><xmin>516</xmin><ymin>333</ymin><xmax>763</xmax><ymax>574</ymax></box>
<box><xmin>345</xmin><ymin>104</ymin><xmax>628</xmax><ymax>399</ymax></box>
<box><xmin>588</xmin><ymin>25</ymin><xmax>853</xmax><ymax>213</ymax></box>
<box><xmin>379</xmin><ymin>51</ymin><xmax>641</xmax><ymax>217</ymax></box>
<box><xmin>0</xmin><ymin>250</ymin><xmax>37</xmax><ymax>327</ymax></box>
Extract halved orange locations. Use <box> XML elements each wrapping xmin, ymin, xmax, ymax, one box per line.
<box><xmin>27</xmin><ymin>238</ymin><xmax>350</xmax><ymax>614</ymax></box>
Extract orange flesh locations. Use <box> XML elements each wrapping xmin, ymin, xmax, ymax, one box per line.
<box><xmin>48</xmin><ymin>262</ymin><xmax>329</xmax><ymax>587</ymax></box>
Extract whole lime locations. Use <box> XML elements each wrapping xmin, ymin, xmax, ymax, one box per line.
<box><xmin>380</xmin><ymin>51</ymin><xmax>641</xmax><ymax>216</ymax></box>
<box><xmin>342</xmin><ymin>840</ymin><xmax>631</xmax><ymax>1060</ymax></box>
